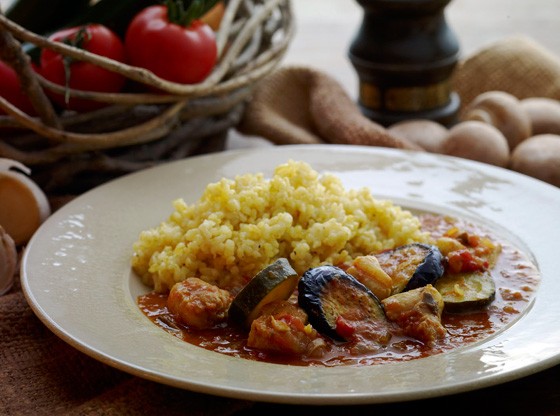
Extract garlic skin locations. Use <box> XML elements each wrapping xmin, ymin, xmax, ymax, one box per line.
<box><xmin>0</xmin><ymin>158</ymin><xmax>51</xmax><ymax>246</ymax></box>
<box><xmin>0</xmin><ymin>226</ymin><xmax>17</xmax><ymax>295</ymax></box>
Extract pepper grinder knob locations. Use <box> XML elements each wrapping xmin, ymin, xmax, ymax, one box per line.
<box><xmin>349</xmin><ymin>0</ymin><xmax>461</xmax><ymax>127</ymax></box>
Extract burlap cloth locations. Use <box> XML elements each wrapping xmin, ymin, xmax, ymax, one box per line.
<box><xmin>238</xmin><ymin>35</ymin><xmax>560</xmax><ymax>146</ymax></box>
<box><xmin>2</xmin><ymin>35</ymin><xmax>560</xmax><ymax>415</ymax></box>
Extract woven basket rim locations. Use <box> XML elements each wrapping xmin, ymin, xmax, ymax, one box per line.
<box><xmin>0</xmin><ymin>0</ymin><xmax>294</xmax><ymax>194</ymax></box>
<box><xmin>0</xmin><ymin>0</ymin><xmax>294</xmax><ymax>141</ymax></box>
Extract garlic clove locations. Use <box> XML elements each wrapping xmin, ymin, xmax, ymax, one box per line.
<box><xmin>0</xmin><ymin>225</ymin><xmax>18</xmax><ymax>295</ymax></box>
<box><xmin>0</xmin><ymin>158</ymin><xmax>51</xmax><ymax>246</ymax></box>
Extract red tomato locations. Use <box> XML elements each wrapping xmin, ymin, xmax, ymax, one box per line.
<box><xmin>447</xmin><ymin>249</ymin><xmax>488</xmax><ymax>273</ymax></box>
<box><xmin>335</xmin><ymin>316</ymin><xmax>356</xmax><ymax>339</ymax></box>
<box><xmin>0</xmin><ymin>60</ymin><xmax>36</xmax><ymax>115</ymax></box>
<box><xmin>39</xmin><ymin>24</ymin><xmax>126</xmax><ymax>112</ymax></box>
<box><xmin>125</xmin><ymin>5</ymin><xmax>217</xmax><ymax>85</ymax></box>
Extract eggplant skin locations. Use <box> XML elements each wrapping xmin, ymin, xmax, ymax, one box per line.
<box><xmin>406</xmin><ymin>243</ymin><xmax>445</xmax><ymax>291</ymax></box>
<box><xmin>376</xmin><ymin>243</ymin><xmax>445</xmax><ymax>294</ymax></box>
<box><xmin>297</xmin><ymin>265</ymin><xmax>386</xmax><ymax>342</ymax></box>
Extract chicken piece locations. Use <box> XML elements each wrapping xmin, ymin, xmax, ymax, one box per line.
<box><xmin>247</xmin><ymin>300</ymin><xmax>326</xmax><ymax>357</ymax></box>
<box><xmin>381</xmin><ymin>284</ymin><xmax>446</xmax><ymax>344</ymax></box>
<box><xmin>255</xmin><ymin>299</ymin><xmax>309</xmax><ymax>322</ymax></box>
<box><xmin>346</xmin><ymin>255</ymin><xmax>393</xmax><ymax>300</ymax></box>
<box><xmin>167</xmin><ymin>277</ymin><xmax>233</xmax><ymax>329</ymax></box>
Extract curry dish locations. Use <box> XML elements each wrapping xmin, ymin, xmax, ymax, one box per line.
<box><xmin>133</xmin><ymin>161</ymin><xmax>540</xmax><ymax>367</ymax></box>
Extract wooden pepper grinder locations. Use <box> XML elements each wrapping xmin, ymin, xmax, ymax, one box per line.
<box><xmin>349</xmin><ymin>0</ymin><xmax>461</xmax><ymax>127</ymax></box>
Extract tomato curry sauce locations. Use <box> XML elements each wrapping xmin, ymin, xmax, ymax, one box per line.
<box><xmin>137</xmin><ymin>214</ymin><xmax>540</xmax><ymax>367</ymax></box>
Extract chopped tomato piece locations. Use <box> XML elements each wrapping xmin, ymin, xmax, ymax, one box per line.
<box><xmin>336</xmin><ymin>316</ymin><xmax>356</xmax><ymax>339</ymax></box>
<box><xmin>447</xmin><ymin>249</ymin><xmax>488</xmax><ymax>273</ymax></box>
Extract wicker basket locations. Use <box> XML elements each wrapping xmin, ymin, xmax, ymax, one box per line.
<box><xmin>0</xmin><ymin>0</ymin><xmax>294</xmax><ymax>194</ymax></box>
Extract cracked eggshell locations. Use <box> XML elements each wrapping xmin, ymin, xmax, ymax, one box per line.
<box><xmin>0</xmin><ymin>158</ymin><xmax>51</xmax><ymax>245</ymax></box>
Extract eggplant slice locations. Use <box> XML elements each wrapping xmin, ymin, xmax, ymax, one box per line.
<box><xmin>228</xmin><ymin>258</ymin><xmax>299</xmax><ymax>328</ymax></box>
<box><xmin>435</xmin><ymin>270</ymin><xmax>496</xmax><ymax>312</ymax></box>
<box><xmin>298</xmin><ymin>265</ymin><xmax>389</xmax><ymax>342</ymax></box>
<box><xmin>376</xmin><ymin>243</ymin><xmax>445</xmax><ymax>294</ymax></box>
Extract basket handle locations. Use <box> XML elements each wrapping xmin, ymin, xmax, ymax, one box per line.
<box><xmin>0</xmin><ymin>14</ymin><xmax>61</xmax><ymax>129</ymax></box>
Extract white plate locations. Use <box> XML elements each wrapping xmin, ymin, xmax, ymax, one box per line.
<box><xmin>21</xmin><ymin>145</ymin><xmax>560</xmax><ymax>405</ymax></box>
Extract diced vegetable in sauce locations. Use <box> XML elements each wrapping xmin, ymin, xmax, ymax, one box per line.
<box><xmin>435</xmin><ymin>271</ymin><xmax>496</xmax><ymax>312</ymax></box>
<box><xmin>298</xmin><ymin>265</ymin><xmax>392</xmax><ymax>344</ymax></box>
<box><xmin>137</xmin><ymin>214</ymin><xmax>540</xmax><ymax>367</ymax></box>
<box><xmin>375</xmin><ymin>243</ymin><xmax>445</xmax><ymax>293</ymax></box>
<box><xmin>228</xmin><ymin>258</ymin><xmax>299</xmax><ymax>328</ymax></box>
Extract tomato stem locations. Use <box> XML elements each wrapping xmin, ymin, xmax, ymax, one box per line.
<box><xmin>165</xmin><ymin>0</ymin><xmax>220</xmax><ymax>27</ymax></box>
<box><xmin>61</xmin><ymin>26</ymin><xmax>91</xmax><ymax>105</ymax></box>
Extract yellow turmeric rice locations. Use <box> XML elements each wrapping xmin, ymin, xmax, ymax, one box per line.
<box><xmin>131</xmin><ymin>160</ymin><xmax>429</xmax><ymax>293</ymax></box>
